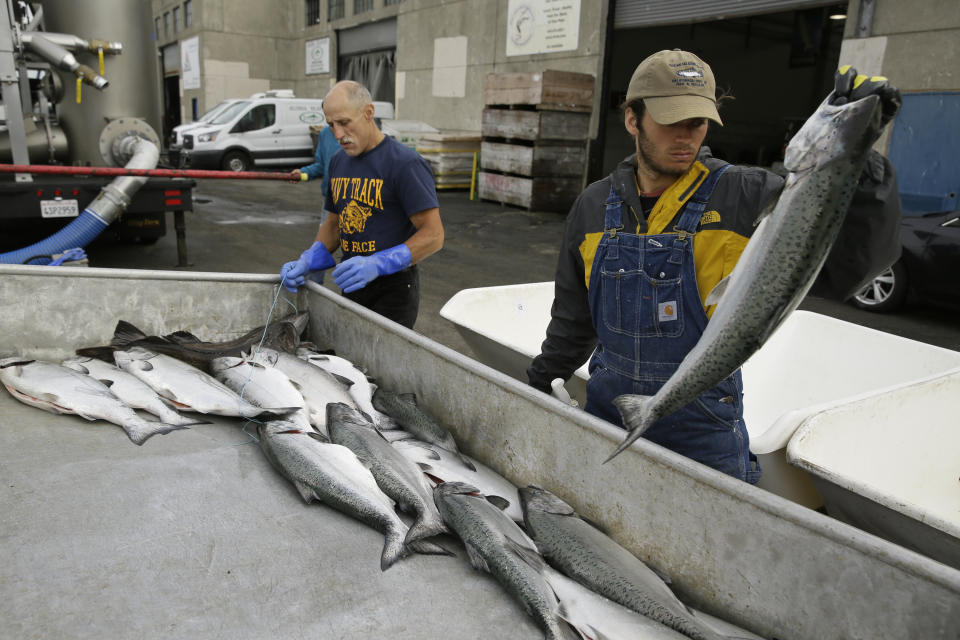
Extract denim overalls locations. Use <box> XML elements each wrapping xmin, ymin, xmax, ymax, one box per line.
<box><xmin>584</xmin><ymin>166</ymin><xmax>760</xmax><ymax>483</ymax></box>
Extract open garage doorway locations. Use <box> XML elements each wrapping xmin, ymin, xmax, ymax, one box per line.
<box><xmin>600</xmin><ymin>3</ymin><xmax>849</xmax><ymax>178</ymax></box>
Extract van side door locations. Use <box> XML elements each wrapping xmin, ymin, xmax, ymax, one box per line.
<box><xmin>229</xmin><ymin>102</ymin><xmax>281</xmax><ymax>166</ymax></box>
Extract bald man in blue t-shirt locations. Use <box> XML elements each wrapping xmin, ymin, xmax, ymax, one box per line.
<box><xmin>280</xmin><ymin>81</ymin><xmax>444</xmax><ymax>329</ymax></box>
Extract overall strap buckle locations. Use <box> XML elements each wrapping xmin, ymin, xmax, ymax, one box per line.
<box><xmin>604</xmin><ymin>185</ymin><xmax>625</xmax><ymax>237</ymax></box>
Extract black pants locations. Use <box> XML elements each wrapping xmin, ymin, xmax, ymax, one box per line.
<box><xmin>343</xmin><ymin>265</ymin><xmax>420</xmax><ymax>329</ymax></box>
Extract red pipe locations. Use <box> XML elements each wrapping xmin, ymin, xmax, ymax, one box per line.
<box><xmin>0</xmin><ymin>163</ymin><xmax>295</xmax><ymax>181</ymax></box>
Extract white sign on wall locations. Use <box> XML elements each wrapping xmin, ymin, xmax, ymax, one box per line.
<box><xmin>506</xmin><ymin>0</ymin><xmax>580</xmax><ymax>57</ymax></box>
<box><xmin>306</xmin><ymin>37</ymin><xmax>331</xmax><ymax>75</ymax></box>
<box><xmin>181</xmin><ymin>36</ymin><xmax>200</xmax><ymax>89</ymax></box>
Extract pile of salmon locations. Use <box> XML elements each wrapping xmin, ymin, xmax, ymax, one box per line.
<box><xmin>0</xmin><ymin>313</ymin><xmax>754</xmax><ymax>640</ymax></box>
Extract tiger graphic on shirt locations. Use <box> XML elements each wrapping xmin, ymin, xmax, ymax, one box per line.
<box><xmin>340</xmin><ymin>200</ymin><xmax>372</xmax><ymax>235</ymax></box>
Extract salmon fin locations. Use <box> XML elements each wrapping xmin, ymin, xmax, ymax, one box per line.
<box><xmin>423</xmin><ymin>471</ymin><xmax>445</xmax><ymax>485</ymax></box>
<box><xmin>504</xmin><ymin>537</ymin><xmax>545</xmax><ymax>572</ymax></box>
<box><xmin>704</xmin><ymin>275</ymin><xmax>731</xmax><ymax>307</ymax></box>
<box><xmin>74</xmin><ymin>346</ymin><xmax>116</xmax><ymax>363</ymax></box>
<box><xmin>407</xmin><ymin>538</ymin><xmax>455</xmax><ymax>557</ymax></box>
<box><xmin>306</xmin><ymin>431</ymin><xmax>330</xmax><ymax>444</ymax></box>
<box><xmin>463</xmin><ymin>542</ymin><xmax>490</xmax><ymax>572</ymax></box>
<box><xmin>331</xmin><ymin>373</ymin><xmax>354</xmax><ymax>388</ymax></box>
<box><xmin>485</xmin><ymin>495</ymin><xmax>511</xmax><ymax>511</ymax></box>
<box><xmin>457</xmin><ymin>452</ymin><xmax>477</xmax><ymax>472</ymax></box>
<box><xmin>111</xmin><ymin>320</ymin><xmax>148</xmax><ymax>346</ymax></box>
<box><xmin>99</xmin><ymin>379</ymin><xmax>114</xmax><ymax>389</ymax></box>
<box><xmin>164</xmin><ymin>330</ymin><xmax>202</xmax><ymax>344</ymax></box>
<box><xmin>290</xmin><ymin>480</ymin><xmax>316</xmax><ymax>504</ymax></box>
<box><xmin>404</xmin><ymin>517</ymin><xmax>448</xmax><ymax>545</ymax></box>
<box><xmin>416</xmin><ymin>462</ymin><xmax>433</xmax><ymax>472</ymax></box>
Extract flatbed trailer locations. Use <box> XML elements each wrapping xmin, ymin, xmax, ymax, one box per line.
<box><xmin>1</xmin><ymin>265</ymin><xmax>958</xmax><ymax>639</ymax></box>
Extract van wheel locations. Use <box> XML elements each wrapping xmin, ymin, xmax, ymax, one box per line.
<box><xmin>221</xmin><ymin>151</ymin><xmax>251</xmax><ymax>172</ymax></box>
<box><xmin>851</xmin><ymin>261</ymin><xmax>908</xmax><ymax>313</ymax></box>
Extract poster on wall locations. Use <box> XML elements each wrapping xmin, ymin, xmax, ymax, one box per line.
<box><xmin>306</xmin><ymin>37</ymin><xmax>331</xmax><ymax>75</ymax></box>
<box><xmin>181</xmin><ymin>36</ymin><xmax>200</xmax><ymax>89</ymax></box>
<box><xmin>506</xmin><ymin>0</ymin><xmax>580</xmax><ymax>57</ymax></box>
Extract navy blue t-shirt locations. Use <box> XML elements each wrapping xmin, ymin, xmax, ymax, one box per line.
<box><xmin>324</xmin><ymin>135</ymin><xmax>438</xmax><ymax>260</ymax></box>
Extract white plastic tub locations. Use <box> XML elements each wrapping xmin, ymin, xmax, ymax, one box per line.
<box><xmin>787</xmin><ymin>368</ymin><xmax>960</xmax><ymax>570</ymax></box>
<box><xmin>440</xmin><ymin>282</ymin><xmax>960</xmax><ymax>509</ymax></box>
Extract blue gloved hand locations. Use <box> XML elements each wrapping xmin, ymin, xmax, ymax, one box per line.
<box><xmin>280</xmin><ymin>241</ymin><xmax>335</xmax><ymax>293</ymax></box>
<box><xmin>332</xmin><ymin>244</ymin><xmax>412</xmax><ymax>293</ymax></box>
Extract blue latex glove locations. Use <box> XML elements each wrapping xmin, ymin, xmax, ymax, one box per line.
<box><xmin>332</xmin><ymin>244</ymin><xmax>412</xmax><ymax>293</ymax></box>
<box><xmin>47</xmin><ymin>247</ymin><xmax>87</xmax><ymax>266</ymax></box>
<box><xmin>280</xmin><ymin>241</ymin><xmax>335</xmax><ymax>292</ymax></box>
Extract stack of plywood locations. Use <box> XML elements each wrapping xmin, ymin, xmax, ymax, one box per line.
<box><xmin>416</xmin><ymin>131</ymin><xmax>481</xmax><ymax>190</ymax></box>
<box><xmin>478</xmin><ymin>70</ymin><xmax>594</xmax><ymax>212</ymax></box>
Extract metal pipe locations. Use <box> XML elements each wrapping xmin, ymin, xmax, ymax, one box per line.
<box><xmin>0</xmin><ymin>163</ymin><xmax>295</xmax><ymax>181</ymax></box>
<box><xmin>22</xmin><ymin>33</ymin><xmax>108</xmax><ymax>89</ymax></box>
<box><xmin>20</xmin><ymin>32</ymin><xmax>122</xmax><ymax>55</ymax></box>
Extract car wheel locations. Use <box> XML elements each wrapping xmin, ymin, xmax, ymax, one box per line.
<box><xmin>221</xmin><ymin>151</ymin><xmax>251</xmax><ymax>172</ymax></box>
<box><xmin>851</xmin><ymin>260</ymin><xmax>908</xmax><ymax>312</ymax></box>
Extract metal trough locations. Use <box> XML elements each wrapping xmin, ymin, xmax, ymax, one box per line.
<box><xmin>1</xmin><ymin>265</ymin><xmax>959</xmax><ymax>639</ymax></box>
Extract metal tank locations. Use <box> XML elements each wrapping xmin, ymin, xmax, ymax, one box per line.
<box><xmin>41</xmin><ymin>0</ymin><xmax>162</xmax><ymax>166</ymax></box>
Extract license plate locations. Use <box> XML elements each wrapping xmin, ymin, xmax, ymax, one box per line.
<box><xmin>40</xmin><ymin>199</ymin><xmax>79</xmax><ymax>219</ymax></box>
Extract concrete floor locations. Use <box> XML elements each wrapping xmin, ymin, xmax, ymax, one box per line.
<box><xmin>82</xmin><ymin>178</ymin><xmax>960</xmax><ymax>358</ymax></box>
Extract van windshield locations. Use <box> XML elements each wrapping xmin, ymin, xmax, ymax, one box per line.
<box><xmin>199</xmin><ymin>100</ymin><xmax>234</xmax><ymax>122</ymax></box>
<box><xmin>209</xmin><ymin>101</ymin><xmax>251</xmax><ymax>125</ymax></box>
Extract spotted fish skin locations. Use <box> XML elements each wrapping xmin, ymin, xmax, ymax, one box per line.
<box><xmin>520</xmin><ymin>486</ymin><xmax>729</xmax><ymax>640</ymax></box>
<box><xmin>609</xmin><ymin>93</ymin><xmax>884</xmax><ymax>462</ymax></box>
<box><xmin>434</xmin><ymin>481</ymin><xmax>577</xmax><ymax>640</ymax></box>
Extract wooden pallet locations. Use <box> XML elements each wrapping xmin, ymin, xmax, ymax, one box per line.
<box><xmin>484</xmin><ymin>70</ymin><xmax>594</xmax><ymax>112</ymax></box>
<box><xmin>481</xmin><ymin>108</ymin><xmax>590</xmax><ymax>142</ymax></box>
<box><xmin>477</xmin><ymin>170</ymin><xmax>580</xmax><ymax>213</ymax></box>
<box><xmin>480</xmin><ymin>140</ymin><xmax>585</xmax><ymax>178</ymax></box>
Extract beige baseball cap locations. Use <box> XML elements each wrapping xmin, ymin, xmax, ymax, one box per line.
<box><xmin>626</xmin><ymin>49</ymin><xmax>722</xmax><ymax>126</ymax></box>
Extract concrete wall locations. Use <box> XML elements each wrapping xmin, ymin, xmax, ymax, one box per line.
<box><xmin>394</xmin><ymin>0</ymin><xmax>607</xmax><ymax>134</ymax></box>
<box><xmin>153</xmin><ymin>0</ymin><xmax>607</xmax><ymax>135</ymax></box>
<box><xmin>842</xmin><ymin>0</ymin><xmax>960</xmax><ymax>91</ymax></box>
<box><xmin>839</xmin><ymin>0</ymin><xmax>960</xmax><ymax>153</ymax></box>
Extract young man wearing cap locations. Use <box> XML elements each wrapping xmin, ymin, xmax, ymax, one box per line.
<box><xmin>526</xmin><ymin>50</ymin><xmax>902</xmax><ymax>482</ymax></box>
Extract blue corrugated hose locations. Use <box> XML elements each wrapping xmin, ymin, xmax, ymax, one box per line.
<box><xmin>0</xmin><ymin>208</ymin><xmax>108</xmax><ymax>265</ymax></box>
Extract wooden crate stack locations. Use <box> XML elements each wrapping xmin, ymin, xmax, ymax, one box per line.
<box><xmin>478</xmin><ymin>70</ymin><xmax>594</xmax><ymax>212</ymax></box>
<box><xmin>416</xmin><ymin>131</ymin><xmax>481</xmax><ymax>190</ymax></box>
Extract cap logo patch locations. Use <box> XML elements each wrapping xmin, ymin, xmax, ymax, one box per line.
<box><xmin>670</xmin><ymin>62</ymin><xmax>707</xmax><ymax>89</ymax></box>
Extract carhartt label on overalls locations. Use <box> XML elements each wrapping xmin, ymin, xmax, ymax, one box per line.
<box><xmin>658</xmin><ymin>301</ymin><xmax>677</xmax><ymax>322</ymax></box>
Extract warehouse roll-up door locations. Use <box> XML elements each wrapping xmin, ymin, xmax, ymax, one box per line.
<box><xmin>614</xmin><ymin>0</ymin><xmax>842</xmax><ymax>28</ymax></box>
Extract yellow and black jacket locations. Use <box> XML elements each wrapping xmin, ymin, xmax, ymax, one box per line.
<box><xmin>526</xmin><ymin>149</ymin><xmax>901</xmax><ymax>393</ymax></box>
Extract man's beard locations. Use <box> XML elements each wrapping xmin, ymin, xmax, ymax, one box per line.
<box><xmin>635</xmin><ymin>128</ymin><xmax>698</xmax><ymax>179</ymax></box>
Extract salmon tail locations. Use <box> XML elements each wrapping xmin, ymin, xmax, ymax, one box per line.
<box><xmin>403</xmin><ymin>514</ymin><xmax>448</xmax><ymax>545</ymax></box>
<box><xmin>605</xmin><ymin>394</ymin><xmax>654</xmax><ymax>464</ymax></box>
<box><xmin>111</xmin><ymin>320</ymin><xmax>149</xmax><ymax>347</ymax></box>
<box><xmin>380</xmin><ymin>528</ymin><xmax>410</xmax><ymax>571</ymax></box>
<box><xmin>124</xmin><ymin>422</ymin><xmax>190</xmax><ymax>446</ymax></box>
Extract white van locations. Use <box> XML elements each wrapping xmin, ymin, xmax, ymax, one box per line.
<box><xmin>181</xmin><ymin>94</ymin><xmax>326</xmax><ymax>172</ymax></box>
<box><xmin>168</xmin><ymin>98</ymin><xmax>243</xmax><ymax>166</ymax></box>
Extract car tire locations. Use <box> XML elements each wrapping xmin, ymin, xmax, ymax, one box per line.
<box><xmin>851</xmin><ymin>260</ymin><xmax>908</xmax><ymax>312</ymax></box>
<box><xmin>221</xmin><ymin>150</ymin><xmax>251</xmax><ymax>172</ymax></box>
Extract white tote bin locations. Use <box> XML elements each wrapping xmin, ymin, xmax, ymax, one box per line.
<box><xmin>440</xmin><ymin>282</ymin><xmax>960</xmax><ymax>509</ymax></box>
<box><xmin>787</xmin><ymin>368</ymin><xmax>960</xmax><ymax>570</ymax></box>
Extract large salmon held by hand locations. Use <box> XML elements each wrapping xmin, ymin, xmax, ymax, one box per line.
<box><xmin>608</xmin><ymin>93</ymin><xmax>884</xmax><ymax>463</ymax></box>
